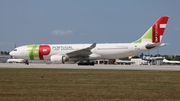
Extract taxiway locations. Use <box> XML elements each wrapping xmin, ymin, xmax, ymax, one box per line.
<box><xmin>0</xmin><ymin>63</ymin><xmax>180</xmax><ymax>71</ymax></box>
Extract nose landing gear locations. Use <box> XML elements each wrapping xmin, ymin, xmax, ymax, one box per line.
<box><xmin>25</xmin><ymin>60</ymin><xmax>29</xmax><ymax>65</ymax></box>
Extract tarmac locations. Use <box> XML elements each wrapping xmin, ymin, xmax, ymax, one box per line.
<box><xmin>0</xmin><ymin>63</ymin><xmax>180</xmax><ymax>71</ymax></box>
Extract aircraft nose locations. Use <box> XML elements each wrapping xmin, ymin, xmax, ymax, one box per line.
<box><xmin>9</xmin><ymin>51</ymin><xmax>14</xmax><ymax>56</ymax></box>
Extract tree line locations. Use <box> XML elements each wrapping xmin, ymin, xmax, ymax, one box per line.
<box><xmin>0</xmin><ymin>51</ymin><xmax>9</xmax><ymax>55</ymax></box>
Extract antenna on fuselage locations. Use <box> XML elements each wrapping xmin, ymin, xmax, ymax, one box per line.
<box><xmin>14</xmin><ymin>43</ymin><xmax>16</xmax><ymax>48</ymax></box>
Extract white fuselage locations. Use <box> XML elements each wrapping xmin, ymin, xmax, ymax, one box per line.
<box><xmin>10</xmin><ymin>42</ymin><xmax>158</xmax><ymax>62</ymax></box>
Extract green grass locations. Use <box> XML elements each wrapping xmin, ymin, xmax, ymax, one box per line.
<box><xmin>0</xmin><ymin>69</ymin><xmax>180</xmax><ymax>101</ymax></box>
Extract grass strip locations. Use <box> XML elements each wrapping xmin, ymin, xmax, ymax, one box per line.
<box><xmin>0</xmin><ymin>68</ymin><xmax>180</xmax><ymax>101</ymax></box>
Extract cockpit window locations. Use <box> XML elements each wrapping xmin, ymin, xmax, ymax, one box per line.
<box><xmin>14</xmin><ymin>49</ymin><xmax>17</xmax><ymax>51</ymax></box>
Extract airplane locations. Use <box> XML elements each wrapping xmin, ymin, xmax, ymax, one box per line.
<box><xmin>115</xmin><ymin>59</ymin><xmax>135</xmax><ymax>65</ymax></box>
<box><xmin>163</xmin><ymin>59</ymin><xmax>180</xmax><ymax>64</ymax></box>
<box><xmin>9</xmin><ymin>16</ymin><xmax>169</xmax><ymax>66</ymax></box>
<box><xmin>139</xmin><ymin>53</ymin><xmax>164</xmax><ymax>65</ymax></box>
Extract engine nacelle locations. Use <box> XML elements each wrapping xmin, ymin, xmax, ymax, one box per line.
<box><xmin>50</xmin><ymin>55</ymin><xmax>69</xmax><ymax>64</ymax></box>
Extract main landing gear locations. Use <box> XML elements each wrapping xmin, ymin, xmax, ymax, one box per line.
<box><xmin>78</xmin><ymin>61</ymin><xmax>95</xmax><ymax>66</ymax></box>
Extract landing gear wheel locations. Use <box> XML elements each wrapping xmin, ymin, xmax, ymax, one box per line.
<box><xmin>78</xmin><ymin>61</ymin><xmax>95</xmax><ymax>66</ymax></box>
<box><xmin>25</xmin><ymin>60</ymin><xmax>29</xmax><ymax>65</ymax></box>
<box><xmin>89</xmin><ymin>62</ymin><xmax>95</xmax><ymax>66</ymax></box>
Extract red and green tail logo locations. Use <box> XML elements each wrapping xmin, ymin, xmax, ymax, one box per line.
<box><xmin>134</xmin><ymin>16</ymin><xmax>169</xmax><ymax>43</ymax></box>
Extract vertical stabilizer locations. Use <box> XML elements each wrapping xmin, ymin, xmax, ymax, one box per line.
<box><xmin>134</xmin><ymin>16</ymin><xmax>169</xmax><ymax>43</ymax></box>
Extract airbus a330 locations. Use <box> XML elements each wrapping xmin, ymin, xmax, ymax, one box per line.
<box><xmin>10</xmin><ymin>16</ymin><xmax>169</xmax><ymax>65</ymax></box>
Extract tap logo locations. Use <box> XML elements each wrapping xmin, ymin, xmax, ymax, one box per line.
<box><xmin>28</xmin><ymin>44</ymin><xmax>51</xmax><ymax>60</ymax></box>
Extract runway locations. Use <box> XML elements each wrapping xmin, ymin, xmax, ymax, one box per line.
<box><xmin>1</xmin><ymin>63</ymin><xmax>180</xmax><ymax>71</ymax></box>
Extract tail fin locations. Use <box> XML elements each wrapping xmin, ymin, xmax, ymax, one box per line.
<box><xmin>134</xmin><ymin>16</ymin><xmax>169</xmax><ymax>43</ymax></box>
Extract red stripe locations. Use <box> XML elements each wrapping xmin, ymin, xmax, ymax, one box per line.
<box><xmin>152</xmin><ymin>16</ymin><xmax>169</xmax><ymax>43</ymax></box>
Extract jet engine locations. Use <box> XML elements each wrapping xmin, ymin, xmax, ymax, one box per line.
<box><xmin>50</xmin><ymin>55</ymin><xmax>69</xmax><ymax>64</ymax></box>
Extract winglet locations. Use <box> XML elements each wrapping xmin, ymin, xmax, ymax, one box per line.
<box><xmin>88</xmin><ymin>43</ymin><xmax>96</xmax><ymax>50</ymax></box>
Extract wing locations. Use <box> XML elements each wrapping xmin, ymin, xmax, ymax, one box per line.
<box><xmin>66</xmin><ymin>43</ymin><xmax>96</xmax><ymax>57</ymax></box>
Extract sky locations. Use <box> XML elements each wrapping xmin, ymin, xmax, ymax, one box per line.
<box><xmin>0</xmin><ymin>0</ymin><xmax>180</xmax><ymax>55</ymax></box>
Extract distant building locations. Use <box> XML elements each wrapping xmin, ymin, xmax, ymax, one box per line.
<box><xmin>95</xmin><ymin>59</ymin><xmax>109</xmax><ymax>64</ymax></box>
<box><xmin>0</xmin><ymin>55</ymin><xmax>10</xmax><ymax>63</ymax></box>
<box><xmin>131</xmin><ymin>58</ymin><xmax>147</xmax><ymax>65</ymax></box>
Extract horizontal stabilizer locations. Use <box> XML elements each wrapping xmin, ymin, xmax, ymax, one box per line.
<box><xmin>145</xmin><ymin>43</ymin><xmax>166</xmax><ymax>49</ymax></box>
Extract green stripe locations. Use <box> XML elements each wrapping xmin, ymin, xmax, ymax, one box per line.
<box><xmin>27</xmin><ymin>45</ymin><xmax>39</xmax><ymax>60</ymax></box>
